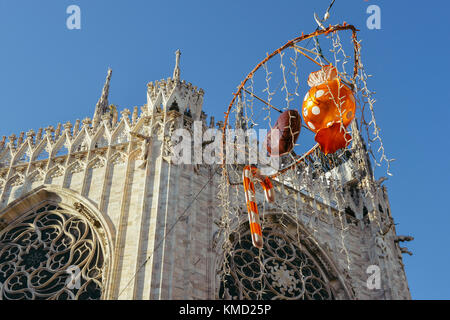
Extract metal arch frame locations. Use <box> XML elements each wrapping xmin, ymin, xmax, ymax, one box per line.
<box><xmin>221</xmin><ymin>23</ymin><xmax>360</xmax><ymax>181</ymax></box>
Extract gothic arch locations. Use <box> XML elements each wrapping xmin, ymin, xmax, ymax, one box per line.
<box><xmin>0</xmin><ymin>173</ymin><xmax>25</xmax><ymax>205</ymax></box>
<box><xmin>109</xmin><ymin>150</ymin><xmax>127</xmax><ymax>165</ymax></box>
<box><xmin>215</xmin><ymin>212</ymin><xmax>354</xmax><ymax>300</ymax></box>
<box><xmin>110</xmin><ymin>120</ymin><xmax>130</xmax><ymax>146</ymax></box>
<box><xmin>87</xmin><ymin>155</ymin><xmax>106</xmax><ymax>170</ymax></box>
<box><xmin>0</xmin><ymin>185</ymin><xmax>114</xmax><ymax>299</ymax></box>
<box><xmin>90</xmin><ymin>125</ymin><xmax>110</xmax><ymax>150</ymax></box>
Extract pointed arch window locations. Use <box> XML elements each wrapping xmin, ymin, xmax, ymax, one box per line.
<box><xmin>218</xmin><ymin>226</ymin><xmax>335</xmax><ymax>300</ymax></box>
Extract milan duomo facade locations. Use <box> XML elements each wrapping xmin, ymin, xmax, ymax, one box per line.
<box><xmin>0</xmin><ymin>54</ymin><xmax>412</xmax><ymax>300</ymax></box>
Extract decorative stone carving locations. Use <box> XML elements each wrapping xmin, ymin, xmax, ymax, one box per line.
<box><xmin>173</xmin><ymin>49</ymin><xmax>181</xmax><ymax>81</ymax></box>
<box><xmin>49</xmin><ymin>165</ymin><xmax>65</xmax><ymax>178</ymax></box>
<box><xmin>120</xmin><ymin>109</ymin><xmax>131</xmax><ymax>124</ymax></box>
<box><xmin>219</xmin><ymin>227</ymin><xmax>334</xmax><ymax>300</ymax></box>
<box><xmin>112</xmin><ymin>126</ymin><xmax>129</xmax><ymax>145</ymax></box>
<box><xmin>399</xmin><ymin>247</ymin><xmax>413</xmax><ymax>256</ymax></box>
<box><xmin>130</xmin><ymin>132</ymin><xmax>151</xmax><ymax>169</ymax></box>
<box><xmin>8</xmin><ymin>134</ymin><xmax>17</xmax><ymax>149</ymax></box>
<box><xmin>89</xmin><ymin>157</ymin><xmax>106</xmax><ymax>170</ymax></box>
<box><xmin>10</xmin><ymin>174</ymin><xmax>24</xmax><ymax>187</ymax></box>
<box><xmin>0</xmin><ymin>203</ymin><xmax>105</xmax><ymax>300</ymax></box>
<box><xmin>268</xmin><ymin>263</ymin><xmax>300</xmax><ymax>294</ymax></box>
<box><xmin>375</xmin><ymin>233</ymin><xmax>388</xmax><ymax>258</ymax></box>
<box><xmin>26</xmin><ymin>130</ymin><xmax>35</xmax><ymax>145</ymax></box>
<box><xmin>94</xmin><ymin>134</ymin><xmax>108</xmax><ymax>149</ymax></box>
<box><xmin>0</xmin><ymin>136</ymin><xmax>6</xmax><ymax>150</ymax></box>
<box><xmin>111</xmin><ymin>152</ymin><xmax>126</xmax><ymax>165</ymax></box>
<box><xmin>395</xmin><ymin>236</ymin><xmax>414</xmax><ymax>243</ymax></box>
<box><xmin>68</xmin><ymin>160</ymin><xmax>84</xmax><ymax>174</ymax></box>
<box><xmin>73</xmin><ymin>202</ymin><xmax>106</xmax><ymax>243</ymax></box>
<box><xmin>0</xmin><ymin>218</ymin><xmax>7</xmax><ymax>232</ymax></box>
<box><xmin>29</xmin><ymin>169</ymin><xmax>45</xmax><ymax>183</ymax></box>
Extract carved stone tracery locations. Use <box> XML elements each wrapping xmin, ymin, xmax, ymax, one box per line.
<box><xmin>218</xmin><ymin>226</ymin><xmax>335</xmax><ymax>300</ymax></box>
<box><xmin>0</xmin><ymin>202</ymin><xmax>105</xmax><ymax>300</ymax></box>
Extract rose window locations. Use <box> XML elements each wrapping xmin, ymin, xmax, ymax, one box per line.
<box><xmin>219</xmin><ymin>226</ymin><xmax>334</xmax><ymax>300</ymax></box>
<box><xmin>0</xmin><ymin>203</ymin><xmax>105</xmax><ymax>300</ymax></box>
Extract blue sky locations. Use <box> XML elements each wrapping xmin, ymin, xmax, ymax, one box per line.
<box><xmin>0</xmin><ymin>0</ymin><xmax>449</xmax><ymax>299</ymax></box>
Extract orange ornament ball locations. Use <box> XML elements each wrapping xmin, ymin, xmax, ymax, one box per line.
<box><xmin>301</xmin><ymin>66</ymin><xmax>356</xmax><ymax>154</ymax></box>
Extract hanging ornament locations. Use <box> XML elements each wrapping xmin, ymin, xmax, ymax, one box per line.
<box><xmin>263</xmin><ymin>109</ymin><xmax>301</xmax><ymax>157</ymax></box>
<box><xmin>302</xmin><ymin>65</ymin><xmax>356</xmax><ymax>154</ymax></box>
<box><xmin>242</xmin><ymin>165</ymin><xmax>275</xmax><ymax>249</ymax></box>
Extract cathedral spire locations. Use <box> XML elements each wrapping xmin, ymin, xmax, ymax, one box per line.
<box><xmin>351</xmin><ymin>119</ymin><xmax>374</xmax><ymax>179</ymax></box>
<box><xmin>147</xmin><ymin>49</ymin><xmax>204</xmax><ymax>119</ymax></box>
<box><xmin>172</xmin><ymin>49</ymin><xmax>181</xmax><ymax>81</ymax></box>
<box><xmin>94</xmin><ymin>68</ymin><xmax>112</xmax><ymax>121</ymax></box>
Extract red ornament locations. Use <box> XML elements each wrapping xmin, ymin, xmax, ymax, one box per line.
<box><xmin>264</xmin><ymin>109</ymin><xmax>301</xmax><ymax>156</ymax></box>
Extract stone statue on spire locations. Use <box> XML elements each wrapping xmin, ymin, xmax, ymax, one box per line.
<box><xmin>172</xmin><ymin>49</ymin><xmax>181</xmax><ymax>81</ymax></box>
